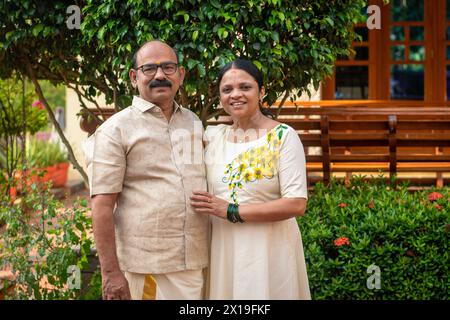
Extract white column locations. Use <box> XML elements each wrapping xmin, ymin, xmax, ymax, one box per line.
<box><xmin>65</xmin><ymin>88</ymin><xmax>111</xmax><ymax>181</ymax></box>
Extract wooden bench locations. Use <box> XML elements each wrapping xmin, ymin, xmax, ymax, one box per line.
<box><xmin>208</xmin><ymin>107</ymin><xmax>450</xmax><ymax>187</ymax></box>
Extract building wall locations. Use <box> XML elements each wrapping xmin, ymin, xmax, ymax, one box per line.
<box><xmin>65</xmin><ymin>88</ymin><xmax>112</xmax><ymax>181</ymax></box>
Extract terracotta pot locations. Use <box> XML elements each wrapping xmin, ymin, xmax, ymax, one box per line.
<box><xmin>79</xmin><ymin>108</ymin><xmax>116</xmax><ymax>135</ymax></box>
<box><xmin>57</xmin><ymin>162</ymin><xmax>70</xmax><ymax>171</ymax></box>
<box><xmin>80</xmin><ymin>115</ymin><xmax>100</xmax><ymax>135</ymax></box>
<box><xmin>39</xmin><ymin>165</ymin><xmax>57</xmax><ymax>184</ymax></box>
<box><xmin>50</xmin><ymin>162</ymin><xmax>69</xmax><ymax>187</ymax></box>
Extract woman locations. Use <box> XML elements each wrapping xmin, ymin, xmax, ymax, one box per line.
<box><xmin>190</xmin><ymin>59</ymin><xmax>310</xmax><ymax>299</ymax></box>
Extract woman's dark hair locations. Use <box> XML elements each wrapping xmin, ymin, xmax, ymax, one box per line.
<box><xmin>217</xmin><ymin>59</ymin><xmax>274</xmax><ymax>118</ymax></box>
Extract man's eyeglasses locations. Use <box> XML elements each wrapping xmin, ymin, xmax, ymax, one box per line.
<box><xmin>136</xmin><ymin>62</ymin><xmax>178</xmax><ymax>77</ymax></box>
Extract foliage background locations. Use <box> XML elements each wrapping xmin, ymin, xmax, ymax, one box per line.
<box><xmin>81</xmin><ymin>0</ymin><xmax>367</xmax><ymax>120</ymax></box>
<box><xmin>299</xmin><ymin>177</ymin><xmax>449</xmax><ymax>300</ymax></box>
<box><xmin>0</xmin><ymin>0</ymin><xmax>367</xmax><ymax>120</ymax></box>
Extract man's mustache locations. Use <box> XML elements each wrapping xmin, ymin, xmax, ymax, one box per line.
<box><xmin>148</xmin><ymin>79</ymin><xmax>172</xmax><ymax>88</ymax></box>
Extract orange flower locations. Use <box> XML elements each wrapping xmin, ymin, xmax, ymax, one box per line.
<box><xmin>368</xmin><ymin>199</ymin><xmax>375</xmax><ymax>209</ymax></box>
<box><xmin>334</xmin><ymin>237</ymin><xmax>350</xmax><ymax>247</ymax></box>
<box><xmin>428</xmin><ymin>192</ymin><xmax>443</xmax><ymax>202</ymax></box>
<box><xmin>338</xmin><ymin>203</ymin><xmax>347</xmax><ymax>208</ymax></box>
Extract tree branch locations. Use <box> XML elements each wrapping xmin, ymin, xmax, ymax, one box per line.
<box><xmin>275</xmin><ymin>90</ymin><xmax>290</xmax><ymax>119</ymax></box>
<box><xmin>26</xmin><ymin>63</ymin><xmax>89</xmax><ymax>186</ymax></box>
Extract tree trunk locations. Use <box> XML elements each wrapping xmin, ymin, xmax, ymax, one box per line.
<box><xmin>26</xmin><ymin>65</ymin><xmax>89</xmax><ymax>186</ymax></box>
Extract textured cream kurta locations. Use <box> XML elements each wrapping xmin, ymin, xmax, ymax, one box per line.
<box><xmin>205</xmin><ymin>124</ymin><xmax>311</xmax><ymax>300</ymax></box>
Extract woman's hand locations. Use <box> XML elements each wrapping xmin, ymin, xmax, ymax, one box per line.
<box><xmin>190</xmin><ymin>191</ymin><xmax>229</xmax><ymax>219</ymax></box>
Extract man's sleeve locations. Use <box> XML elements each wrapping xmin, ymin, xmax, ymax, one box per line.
<box><xmin>90</xmin><ymin>128</ymin><xmax>126</xmax><ymax>197</ymax></box>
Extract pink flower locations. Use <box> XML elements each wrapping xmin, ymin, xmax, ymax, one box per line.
<box><xmin>338</xmin><ymin>203</ymin><xmax>347</xmax><ymax>208</ymax></box>
<box><xmin>428</xmin><ymin>192</ymin><xmax>443</xmax><ymax>202</ymax></box>
<box><xmin>32</xmin><ymin>100</ymin><xmax>45</xmax><ymax>110</ymax></box>
<box><xmin>334</xmin><ymin>237</ymin><xmax>350</xmax><ymax>247</ymax></box>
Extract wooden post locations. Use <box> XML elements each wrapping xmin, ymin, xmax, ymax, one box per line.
<box><xmin>321</xmin><ymin>115</ymin><xmax>330</xmax><ymax>184</ymax></box>
<box><xmin>388</xmin><ymin>115</ymin><xmax>397</xmax><ymax>186</ymax></box>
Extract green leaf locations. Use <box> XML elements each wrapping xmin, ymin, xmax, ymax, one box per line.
<box><xmin>211</xmin><ymin>0</ymin><xmax>221</xmax><ymax>9</ymax></box>
<box><xmin>252</xmin><ymin>43</ymin><xmax>261</xmax><ymax>50</ymax></box>
<box><xmin>325</xmin><ymin>17</ymin><xmax>334</xmax><ymax>27</ymax></box>
<box><xmin>192</xmin><ymin>30</ymin><xmax>199</xmax><ymax>41</ymax></box>
<box><xmin>197</xmin><ymin>64</ymin><xmax>206</xmax><ymax>77</ymax></box>
<box><xmin>32</xmin><ymin>24</ymin><xmax>44</xmax><ymax>37</ymax></box>
<box><xmin>218</xmin><ymin>27</ymin><xmax>228</xmax><ymax>39</ymax></box>
<box><xmin>187</xmin><ymin>59</ymin><xmax>198</xmax><ymax>70</ymax></box>
<box><xmin>271</xmin><ymin>32</ymin><xmax>280</xmax><ymax>43</ymax></box>
<box><xmin>252</xmin><ymin>60</ymin><xmax>262</xmax><ymax>70</ymax></box>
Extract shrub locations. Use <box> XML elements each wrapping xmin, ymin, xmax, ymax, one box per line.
<box><xmin>27</xmin><ymin>138</ymin><xmax>68</xmax><ymax>168</ymax></box>
<box><xmin>299</xmin><ymin>177</ymin><xmax>449</xmax><ymax>300</ymax></box>
<box><xmin>0</xmin><ymin>180</ymin><xmax>99</xmax><ymax>300</ymax></box>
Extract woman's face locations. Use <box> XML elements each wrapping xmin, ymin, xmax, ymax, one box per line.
<box><xmin>219</xmin><ymin>68</ymin><xmax>264</xmax><ymax>119</ymax></box>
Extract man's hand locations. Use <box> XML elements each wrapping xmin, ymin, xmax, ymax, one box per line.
<box><xmin>92</xmin><ymin>193</ymin><xmax>131</xmax><ymax>300</ymax></box>
<box><xmin>102</xmin><ymin>270</ymin><xmax>132</xmax><ymax>300</ymax></box>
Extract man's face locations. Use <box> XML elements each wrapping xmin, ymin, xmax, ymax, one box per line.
<box><xmin>129</xmin><ymin>42</ymin><xmax>185</xmax><ymax>106</ymax></box>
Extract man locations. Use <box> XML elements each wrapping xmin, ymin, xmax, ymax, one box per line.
<box><xmin>89</xmin><ymin>40</ymin><xmax>209</xmax><ymax>300</ymax></box>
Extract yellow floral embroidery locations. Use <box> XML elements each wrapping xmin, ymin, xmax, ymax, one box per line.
<box><xmin>243</xmin><ymin>170</ymin><xmax>254</xmax><ymax>182</ymax></box>
<box><xmin>254</xmin><ymin>167</ymin><xmax>263</xmax><ymax>179</ymax></box>
<box><xmin>223</xmin><ymin>124</ymin><xmax>288</xmax><ymax>204</ymax></box>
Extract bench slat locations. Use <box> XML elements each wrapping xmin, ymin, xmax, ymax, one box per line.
<box><xmin>331</xmin><ymin>155</ymin><xmax>390</xmax><ymax>162</ymax></box>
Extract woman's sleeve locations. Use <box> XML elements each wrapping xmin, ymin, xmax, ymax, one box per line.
<box><xmin>278</xmin><ymin>127</ymin><xmax>308</xmax><ymax>199</ymax></box>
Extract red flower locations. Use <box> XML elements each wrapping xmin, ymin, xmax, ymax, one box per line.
<box><xmin>434</xmin><ymin>204</ymin><xmax>443</xmax><ymax>210</ymax></box>
<box><xmin>338</xmin><ymin>202</ymin><xmax>347</xmax><ymax>208</ymax></box>
<box><xmin>32</xmin><ymin>100</ymin><xmax>45</xmax><ymax>110</ymax></box>
<box><xmin>334</xmin><ymin>237</ymin><xmax>350</xmax><ymax>247</ymax></box>
<box><xmin>428</xmin><ymin>192</ymin><xmax>443</xmax><ymax>202</ymax></box>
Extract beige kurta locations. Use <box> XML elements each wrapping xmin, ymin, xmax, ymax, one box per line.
<box><xmin>86</xmin><ymin>96</ymin><xmax>209</xmax><ymax>274</ymax></box>
<box><xmin>205</xmin><ymin>124</ymin><xmax>311</xmax><ymax>300</ymax></box>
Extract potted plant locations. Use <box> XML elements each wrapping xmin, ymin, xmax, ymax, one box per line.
<box><xmin>24</xmin><ymin>139</ymin><xmax>69</xmax><ymax>188</ymax></box>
